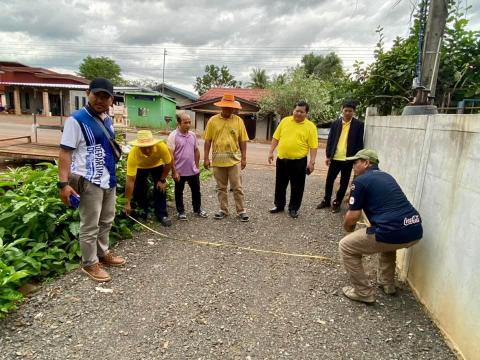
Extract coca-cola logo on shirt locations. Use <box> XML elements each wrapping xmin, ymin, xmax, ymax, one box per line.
<box><xmin>403</xmin><ymin>215</ymin><xmax>420</xmax><ymax>226</ymax></box>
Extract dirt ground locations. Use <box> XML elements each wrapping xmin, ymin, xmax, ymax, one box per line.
<box><xmin>0</xmin><ymin>165</ymin><xmax>455</xmax><ymax>360</ymax></box>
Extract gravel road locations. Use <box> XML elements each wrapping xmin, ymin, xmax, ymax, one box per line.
<box><xmin>0</xmin><ymin>166</ymin><xmax>455</xmax><ymax>360</ymax></box>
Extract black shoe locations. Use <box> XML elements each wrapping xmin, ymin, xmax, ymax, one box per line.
<box><xmin>316</xmin><ymin>200</ymin><xmax>330</xmax><ymax>209</ymax></box>
<box><xmin>177</xmin><ymin>212</ymin><xmax>187</xmax><ymax>221</ymax></box>
<box><xmin>269</xmin><ymin>206</ymin><xmax>284</xmax><ymax>214</ymax></box>
<box><xmin>331</xmin><ymin>200</ymin><xmax>341</xmax><ymax>213</ymax></box>
<box><xmin>194</xmin><ymin>209</ymin><xmax>208</xmax><ymax>218</ymax></box>
<box><xmin>159</xmin><ymin>216</ymin><xmax>172</xmax><ymax>227</ymax></box>
<box><xmin>288</xmin><ymin>209</ymin><xmax>299</xmax><ymax>218</ymax></box>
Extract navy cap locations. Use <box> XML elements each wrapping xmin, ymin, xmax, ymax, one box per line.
<box><xmin>89</xmin><ymin>78</ymin><xmax>114</xmax><ymax>97</ymax></box>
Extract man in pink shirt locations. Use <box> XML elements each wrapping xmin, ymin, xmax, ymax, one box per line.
<box><xmin>167</xmin><ymin>112</ymin><xmax>208</xmax><ymax>220</ymax></box>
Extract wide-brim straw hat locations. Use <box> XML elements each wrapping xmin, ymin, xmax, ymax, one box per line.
<box><xmin>128</xmin><ymin>130</ymin><xmax>162</xmax><ymax>147</ymax></box>
<box><xmin>214</xmin><ymin>93</ymin><xmax>242</xmax><ymax>109</ymax></box>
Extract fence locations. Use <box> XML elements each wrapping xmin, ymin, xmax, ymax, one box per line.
<box><xmin>364</xmin><ymin>112</ymin><xmax>480</xmax><ymax>360</ymax></box>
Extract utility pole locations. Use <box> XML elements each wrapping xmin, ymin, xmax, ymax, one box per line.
<box><xmin>161</xmin><ymin>48</ymin><xmax>167</xmax><ymax>129</ymax></box>
<box><xmin>403</xmin><ymin>0</ymin><xmax>449</xmax><ymax>115</ymax></box>
<box><xmin>421</xmin><ymin>0</ymin><xmax>448</xmax><ymax>99</ymax></box>
<box><xmin>161</xmin><ymin>48</ymin><xmax>167</xmax><ymax>95</ymax></box>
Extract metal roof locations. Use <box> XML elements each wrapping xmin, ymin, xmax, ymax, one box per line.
<box><xmin>0</xmin><ymin>83</ymin><xmax>149</xmax><ymax>94</ymax></box>
<box><xmin>124</xmin><ymin>91</ymin><xmax>176</xmax><ymax>102</ymax></box>
<box><xmin>0</xmin><ymin>82</ymin><xmax>89</xmax><ymax>89</ymax></box>
<box><xmin>162</xmin><ymin>83</ymin><xmax>199</xmax><ymax>101</ymax></box>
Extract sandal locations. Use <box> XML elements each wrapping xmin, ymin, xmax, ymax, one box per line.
<box><xmin>238</xmin><ymin>213</ymin><xmax>250</xmax><ymax>222</ymax></box>
<box><xmin>214</xmin><ymin>211</ymin><xmax>226</xmax><ymax>220</ymax></box>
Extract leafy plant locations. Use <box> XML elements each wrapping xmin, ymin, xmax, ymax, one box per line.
<box><xmin>0</xmin><ymin>159</ymin><xmax>212</xmax><ymax>316</ymax></box>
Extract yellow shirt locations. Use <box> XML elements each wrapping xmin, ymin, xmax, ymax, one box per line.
<box><xmin>273</xmin><ymin>116</ymin><xmax>318</xmax><ymax>159</ymax></box>
<box><xmin>126</xmin><ymin>142</ymin><xmax>172</xmax><ymax>177</ymax></box>
<box><xmin>333</xmin><ymin>120</ymin><xmax>351</xmax><ymax>161</ymax></box>
<box><xmin>204</xmin><ymin>114</ymin><xmax>249</xmax><ymax>167</ymax></box>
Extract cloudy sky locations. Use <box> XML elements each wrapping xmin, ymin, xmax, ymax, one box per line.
<box><xmin>1</xmin><ymin>0</ymin><xmax>479</xmax><ymax>92</ymax></box>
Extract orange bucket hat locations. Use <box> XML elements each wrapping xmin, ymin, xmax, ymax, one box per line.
<box><xmin>213</xmin><ymin>93</ymin><xmax>242</xmax><ymax>109</ymax></box>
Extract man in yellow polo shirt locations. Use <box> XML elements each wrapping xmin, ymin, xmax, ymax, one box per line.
<box><xmin>317</xmin><ymin>100</ymin><xmax>364</xmax><ymax>213</ymax></box>
<box><xmin>124</xmin><ymin>130</ymin><xmax>173</xmax><ymax>226</ymax></box>
<box><xmin>204</xmin><ymin>93</ymin><xmax>250</xmax><ymax>222</ymax></box>
<box><xmin>268</xmin><ymin>100</ymin><xmax>318</xmax><ymax>218</ymax></box>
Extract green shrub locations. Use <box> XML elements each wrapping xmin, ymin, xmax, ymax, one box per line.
<box><xmin>0</xmin><ymin>159</ymin><xmax>212</xmax><ymax>316</ymax></box>
<box><xmin>0</xmin><ymin>162</ymin><xmax>131</xmax><ymax>316</ymax></box>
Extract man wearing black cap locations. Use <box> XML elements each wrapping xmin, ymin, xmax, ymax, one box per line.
<box><xmin>339</xmin><ymin>149</ymin><xmax>423</xmax><ymax>304</ymax></box>
<box><xmin>58</xmin><ymin>78</ymin><xmax>126</xmax><ymax>283</ymax></box>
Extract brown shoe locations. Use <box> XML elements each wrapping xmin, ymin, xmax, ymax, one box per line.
<box><xmin>380</xmin><ymin>284</ymin><xmax>397</xmax><ymax>295</ymax></box>
<box><xmin>342</xmin><ymin>286</ymin><xmax>375</xmax><ymax>304</ymax></box>
<box><xmin>81</xmin><ymin>263</ymin><xmax>111</xmax><ymax>282</ymax></box>
<box><xmin>99</xmin><ymin>252</ymin><xmax>126</xmax><ymax>267</ymax></box>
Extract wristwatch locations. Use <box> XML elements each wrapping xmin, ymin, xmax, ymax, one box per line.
<box><xmin>57</xmin><ymin>181</ymin><xmax>68</xmax><ymax>189</ymax></box>
<box><xmin>159</xmin><ymin>178</ymin><xmax>166</xmax><ymax>184</ymax></box>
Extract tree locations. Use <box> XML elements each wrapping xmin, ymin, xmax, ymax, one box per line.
<box><xmin>348</xmin><ymin>2</ymin><xmax>480</xmax><ymax>115</ymax></box>
<box><xmin>194</xmin><ymin>65</ymin><xmax>240</xmax><ymax>95</ymax></box>
<box><xmin>348</xmin><ymin>30</ymin><xmax>418</xmax><ymax>115</ymax></box>
<box><xmin>258</xmin><ymin>67</ymin><xmax>337</xmax><ymax>124</ymax></box>
<box><xmin>436</xmin><ymin>4</ymin><xmax>480</xmax><ymax>107</ymax></box>
<box><xmin>271</xmin><ymin>73</ymin><xmax>287</xmax><ymax>86</ymax></box>
<box><xmin>301</xmin><ymin>52</ymin><xmax>344</xmax><ymax>80</ymax></box>
<box><xmin>249</xmin><ymin>68</ymin><xmax>269</xmax><ymax>88</ymax></box>
<box><xmin>78</xmin><ymin>56</ymin><xmax>124</xmax><ymax>85</ymax></box>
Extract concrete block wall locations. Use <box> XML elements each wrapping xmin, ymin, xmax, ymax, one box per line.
<box><xmin>365</xmin><ymin>114</ymin><xmax>480</xmax><ymax>360</ymax></box>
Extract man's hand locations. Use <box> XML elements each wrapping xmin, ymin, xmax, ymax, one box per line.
<box><xmin>344</xmin><ymin>223</ymin><xmax>356</xmax><ymax>233</ymax></box>
<box><xmin>241</xmin><ymin>158</ymin><xmax>247</xmax><ymax>170</ymax></box>
<box><xmin>59</xmin><ymin>185</ymin><xmax>78</xmax><ymax>206</ymax></box>
<box><xmin>172</xmin><ymin>171</ymin><xmax>180</xmax><ymax>182</ymax></box>
<box><xmin>307</xmin><ymin>162</ymin><xmax>315</xmax><ymax>174</ymax></box>
<box><xmin>204</xmin><ymin>158</ymin><xmax>210</xmax><ymax>170</ymax></box>
<box><xmin>325</xmin><ymin>158</ymin><xmax>331</xmax><ymax>166</ymax></box>
<box><xmin>124</xmin><ymin>201</ymin><xmax>132</xmax><ymax>215</ymax></box>
<box><xmin>343</xmin><ymin>210</ymin><xmax>362</xmax><ymax>232</ymax></box>
<box><xmin>157</xmin><ymin>180</ymin><xmax>167</xmax><ymax>193</ymax></box>
<box><xmin>268</xmin><ymin>152</ymin><xmax>274</xmax><ymax>164</ymax></box>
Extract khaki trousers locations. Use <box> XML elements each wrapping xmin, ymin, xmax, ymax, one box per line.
<box><xmin>212</xmin><ymin>164</ymin><xmax>245</xmax><ymax>214</ymax></box>
<box><xmin>339</xmin><ymin>228</ymin><xmax>419</xmax><ymax>297</ymax></box>
<box><xmin>78</xmin><ymin>180</ymin><xmax>116</xmax><ymax>266</ymax></box>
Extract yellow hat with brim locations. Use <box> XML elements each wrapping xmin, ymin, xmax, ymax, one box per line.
<box><xmin>213</xmin><ymin>93</ymin><xmax>242</xmax><ymax>109</ymax></box>
<box><xmin>128</xmin><ymin>130</ymin><xmax>162</xmax><ymax>147</ymax></box>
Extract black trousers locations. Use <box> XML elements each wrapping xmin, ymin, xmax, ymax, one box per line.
<box><xmin>274</xmin><ymin>157</ymin><xmax>307</xmax><ymax>211</ymax></box>
<box><xmin>133</xmin><ymin>165</ymin><xmax>167</xmax><ymax>219</ymax></box>
<box><xmin>174</xmin><ymin>174</ymin><xmax>201</xmax><ymax>213</ymax></box>
<box><xmin>323</xmin><ymin>160</ymin><xmax>353</xmax><ymax>204</ymax></box>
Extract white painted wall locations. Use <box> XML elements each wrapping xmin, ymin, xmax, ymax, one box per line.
<box><xmin>365</xmin><ymin>114</ymin><xmax>480</xmax><ymax>360</ymax></box>
<box><xmin>255</xmin><ymin>117</ymin><xmax>268</xmax><ymax>140</ymax></box>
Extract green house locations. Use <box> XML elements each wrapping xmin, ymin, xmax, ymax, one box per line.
<box><xmin>125</xmin><ymin>91</ymin><xmax>176</xmax><ymax>129</ymax></box>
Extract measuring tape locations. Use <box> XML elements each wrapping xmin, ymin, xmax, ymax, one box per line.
<box><xmin>127</xmin><ymin>215</ymin><xmax>336</xmax><ymax>262</ymax></box>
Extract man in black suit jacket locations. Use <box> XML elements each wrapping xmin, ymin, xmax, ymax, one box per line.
<box><xmin>317</xmin><ymin>101</ymin><xmax>364</xmax><ymax>212</ymax></box>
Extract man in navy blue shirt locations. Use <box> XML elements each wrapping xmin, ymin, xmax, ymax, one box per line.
<box><xmin>339</xmin><ymin>149</ymin><xmax>422</xmax><ymax>304</ymax></box>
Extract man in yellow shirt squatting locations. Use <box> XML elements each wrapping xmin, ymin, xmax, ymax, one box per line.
<box><xmin>124</xmin><ymin>130</ymin><xmax>173</xmax><ymax>227</ymax></box>
<box><xmin>204</xmin><ymin>93</ymin><xmax>250</xmax><ymax>222</ymax></box>
<box><xmin>268</xmin><ymin>100</ymin><xmax>318</xmax><ymax>218</ymax></box>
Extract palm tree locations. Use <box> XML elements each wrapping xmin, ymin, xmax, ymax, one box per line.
<box><xmin>249</xmin><ymin>68</ymin><xmax>269</xmax><ymax>89</ymax></box>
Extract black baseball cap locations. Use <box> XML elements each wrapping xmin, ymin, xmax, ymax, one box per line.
<box><xmin>89</xmin><ymin>78</ymin><xmax>114</xmax><ymax>97</ymax></box>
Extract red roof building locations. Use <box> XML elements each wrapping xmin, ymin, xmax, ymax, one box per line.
<box><xmin>0</xmin><ymin>61</ymin><xmax>89</xmax><ymax>116</ymax></box>
<box><xmin>182</xmin><ymin>87</ymin><xmax>274</xmax><ymax>140</ymax></box>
